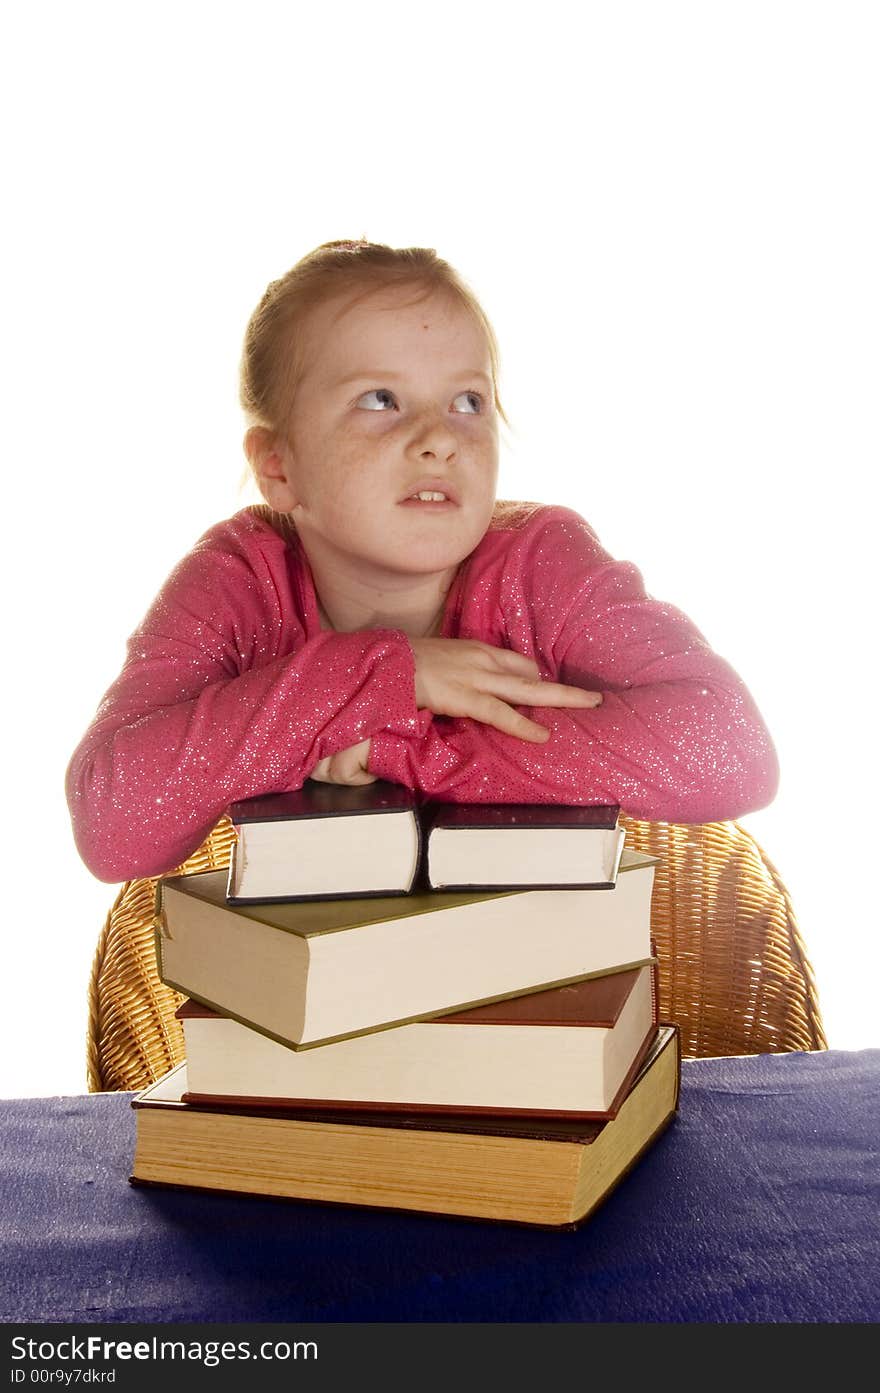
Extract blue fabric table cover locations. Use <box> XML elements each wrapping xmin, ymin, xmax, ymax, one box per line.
<box><xmin>1</xmin><ymin>1049</ymin><xmax>878</xmax><ymax>1323</ymax></box>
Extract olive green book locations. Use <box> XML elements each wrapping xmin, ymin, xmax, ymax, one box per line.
<box><xmin>155</xmin><ymin>849</ymin><xmax>658</xmax><ymax>1050</ymax></box>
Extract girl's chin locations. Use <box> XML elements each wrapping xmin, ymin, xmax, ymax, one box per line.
<box><xmin>378</xmin><ymin>546</ymin><xmax>471</xmax><ymax>577</ymax></box>
<box><xmin>395</xmin><ymin>504</ymin><xmax>489</xmax><ymax>540</ymax></box>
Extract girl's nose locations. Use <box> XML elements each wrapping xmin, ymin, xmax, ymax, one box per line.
<box><xmin>411</xmin><ymin>411</ymin><xmax>458</xmax><ymax>459</ymax></box>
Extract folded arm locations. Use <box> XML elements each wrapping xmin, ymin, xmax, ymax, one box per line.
<box><xmin>65</xmin><ymin>541</ymin><xmax>419</xmax><ymax>882</ymax></box>
<box><xmin>368</xmin><ymin>510</ymin><xmax>779</xmax><ymax>822</ymax></box>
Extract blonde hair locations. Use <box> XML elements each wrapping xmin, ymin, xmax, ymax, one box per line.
<box><xmin>239</xmin><ymin>238</ymin><xmax>510</xmax><ymax>443</ymax></box>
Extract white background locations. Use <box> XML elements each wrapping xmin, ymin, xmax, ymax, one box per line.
<box><xmin>2</xmin><ymin>1</ymin><xmax>877</xmax><ymax>1098</ymax></box>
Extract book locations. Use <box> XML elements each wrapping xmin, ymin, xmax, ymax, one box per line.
<box><xmin>177</xmin><ymin>962</ymin><xmax>657</xmax><ymax>1118</ymax></box>
<box><xmin>155</xmin><ymin>848</ymin><xmax>658</xmax><ymax>1049</ymax></box>
<box><xmin>227</xmin><ymin>781</ymin><xmax>421</xmax><ymax>903</ymax></box>
<box><xmin>227</xmin><ymin>782</ymin><xmax>623</xmax><ymax>902</ymax></box>
<box><xmin>423</xmin><ymin>801</ymin><xmax>624</xmax><ymax>891</ymax></box>
<box><xmin>130</xmin><ymin>1024</ymin><xmax>680</xmax><ymax>1227</ymax></box>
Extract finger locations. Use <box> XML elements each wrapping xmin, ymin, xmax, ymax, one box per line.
<box><xmin>338</xmin><ymin>769</ymin><xmax>378</xmax><ymax>785</ymax></box>
<box><xmin>331</xmin><ymin>746</ymin><xmax>377</xmax><ymax>784</ymax></box>
<box><xmin>483</xmin><ymin>646</ymin><xmax>542</xmax><ymax>678</ymax></box>
<box><xmin>469</xmin><ymin>693</ymin><xmax>551</xmax><ymax>743</ymax></box>
<box><xmin>312</xmin><ymin>761</ymin><xmax>377</xmax><ymax>786</ymax></box>
<box><xmin>481</xmin><ymin>674</ymin><xmax>603</xmax><ymax>709</ymax></box>
<box><xmin>452</xmin><ymin>640</ymin><xmax>539</xmax><ymax>677</ymax></box>
<box><xmin>522</xmin><ymin>681</ymin><xmax>603</xmax><ymax>709</ymax></box>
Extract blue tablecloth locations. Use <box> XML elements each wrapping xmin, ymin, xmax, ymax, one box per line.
<box><xmin>1</xmin><ymin>1049</ymin><xmax>877</xmax><ymax>1322</ymax></box>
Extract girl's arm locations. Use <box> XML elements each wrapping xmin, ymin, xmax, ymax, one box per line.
<box><xmin>65</xmin><ymin>528</ymin><xmax>421</xmax><ymax>882</ymax></box>
<box><xmin>367</xmin><ymin>508</ymin><xmax>779</xmax><ymax>822</ymax></box>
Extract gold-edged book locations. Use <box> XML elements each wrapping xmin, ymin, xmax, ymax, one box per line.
<box><xmin>130</xmin><ymin>1025</ymin><xmax>680</xmax><ymax>1228</ymax></box>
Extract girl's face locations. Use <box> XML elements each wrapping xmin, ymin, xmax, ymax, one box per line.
<box><xmin>271</xmin><ymin>284</ymin><xmax>499</xmax><ymax>583</ymax></box>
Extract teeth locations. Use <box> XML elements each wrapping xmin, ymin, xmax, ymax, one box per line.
<box><xmin>411</xmin><ymin>491</ymin><xmax>448</xmax><ymax>501</ymax></box>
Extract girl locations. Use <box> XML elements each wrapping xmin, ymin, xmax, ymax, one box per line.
<box><xmin>66</xmin><ymin>239</ymin><xmax>778</xmax><ymax>883</ymax></box>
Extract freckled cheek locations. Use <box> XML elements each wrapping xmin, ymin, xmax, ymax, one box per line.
<box><xmin>477</xmin><ymin>445</ymin><xmax>500</xmax><ymax>495</ymax></box>
<box><xmin>312</xmin><ymin>447</ymin><xmax>387</xmax><ymax>528</ymax></box>
<box><xmin>317</xmin><ymin>431</ymin><xmax>377</xmax><ymax>485</ymax></box>
<box><xmin>336</xmin><ymin>416</ymin><xmax>391</xmax><ymax>453</ymax></box>
<box><xmin>472</xmin><ymin>421</ymin><xmax>498</xmax><ymax>459</ymax></box>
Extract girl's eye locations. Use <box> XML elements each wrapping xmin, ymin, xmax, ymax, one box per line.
<box><xmin>354</xmin><ymin>388</ymin><xmax>485</xmax><ymax>413</ymax></box>
<box><xmin>356</xmin><ymin>388</ymin><xmax>397</xmax><ymax>411</ymax></box>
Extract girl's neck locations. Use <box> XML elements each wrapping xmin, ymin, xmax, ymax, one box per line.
<box><xmin>309</xmin><ymin>556</ymin><xmax>457</xmax><ymax>638</ymax></box>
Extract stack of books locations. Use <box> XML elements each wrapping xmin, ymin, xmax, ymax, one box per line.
<box><xmin>131</xmin><ymin>783</ymin><xmax>680</xmax><ymax>1228</ymax></box>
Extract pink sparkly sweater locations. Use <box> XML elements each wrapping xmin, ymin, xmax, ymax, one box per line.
<box><xmin>66</xmin><ymin>501</ymin><xmax>779</xmax><ymax>883</ymax></box>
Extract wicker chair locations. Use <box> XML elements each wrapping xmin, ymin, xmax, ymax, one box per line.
<box><xmin>87</xmin><ymin>814</ymin><xmax>827</xmax><ymax>1093</ymax></box>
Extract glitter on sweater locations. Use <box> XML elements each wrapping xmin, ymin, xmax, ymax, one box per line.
<box><xmin>65</xmin><ymin>502</ymin><xmax>779</xmax><ymax>881</ymax></box>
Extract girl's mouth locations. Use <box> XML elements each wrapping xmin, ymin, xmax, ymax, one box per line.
<box><xmin>398</xmin><ymin>480</ymin><xmax>459</xmax><ymax>508</ymax></box>
<box><xmin>398</xmin><ymin>493</ymin><xmax>458</xmax><ymax>510</ymax></box>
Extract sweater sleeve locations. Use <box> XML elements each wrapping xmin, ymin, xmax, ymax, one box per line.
<box><xmin>368</xmin><ymin>507</ymin><xmax>779</xmax><ymax>822</ymax></box>
<box><xmin>65</xmin><ymin>523</ymin><xmax>419</xmax><ymax>882</ymax></box>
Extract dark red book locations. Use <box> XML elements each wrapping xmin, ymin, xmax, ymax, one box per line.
<box><xmin>176</xmin><ymin>961</ymin><xmax>657</xmax><ymax>1120</ymax></box>
<box><xmin>227</xmin><ymin>780</ymin><xmax>422</xmax><ymax>903</ymax></box>
<box><xmin>423</xmin><ymin>800</ymin><xmax>624</xmax><ymax>890</ymax></box>
<box><xmin>228</xmin><ymin>783</ymin><xmax>624</xmax><ymax>903</ymax></box>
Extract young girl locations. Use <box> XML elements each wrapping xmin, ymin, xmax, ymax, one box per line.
<box><xmin>66</xmin><ymin>239</ymin><xmax>779</xmax><ymax>883</ymax></box>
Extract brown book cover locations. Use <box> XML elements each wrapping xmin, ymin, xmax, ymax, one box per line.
<box><xmin>177</xmin><ymin>963</ymin><xmax>659</xmax><ymax>1119</ymax></box>
<box><xmin>176</xmin><ymin>961</ymin><xmax>653</xmax><ymax>1028</ymax></box>
<box><xmin>134</xmin><ymin>1025</ymin><xmax>679</xmax><ymax>1141</ymax></box>
<box><xmin>179</xmin><ymin>1028</ymin><xmax>656</xmax><ymax>1120</ymax></box>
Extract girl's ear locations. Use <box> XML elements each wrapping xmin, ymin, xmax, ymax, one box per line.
<box><xmin>243</xmin><ymin>427</ymin><xmax>299</xmax><ymax>512</ymax></box>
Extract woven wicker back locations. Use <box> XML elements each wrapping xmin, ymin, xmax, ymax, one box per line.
<box><xmin>87</xmin><ymin>814</ymin><xmax>826</xmax><ymax>1092</ymax></box>
<box><xmin>617</xmin><ymin>817</ymin><xmax>826</xmax><ymax>1059</ymax></box>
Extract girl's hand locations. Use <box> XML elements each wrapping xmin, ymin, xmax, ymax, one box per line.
<box><xmin>410</xmin><ymin>637</ymin><xmax>602</xmax><ymax>743</ymax></box>
<box><xmin>310</xmin><ymin>738</ymin><xmax>376</xmax><ymax>786</ymax></box>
